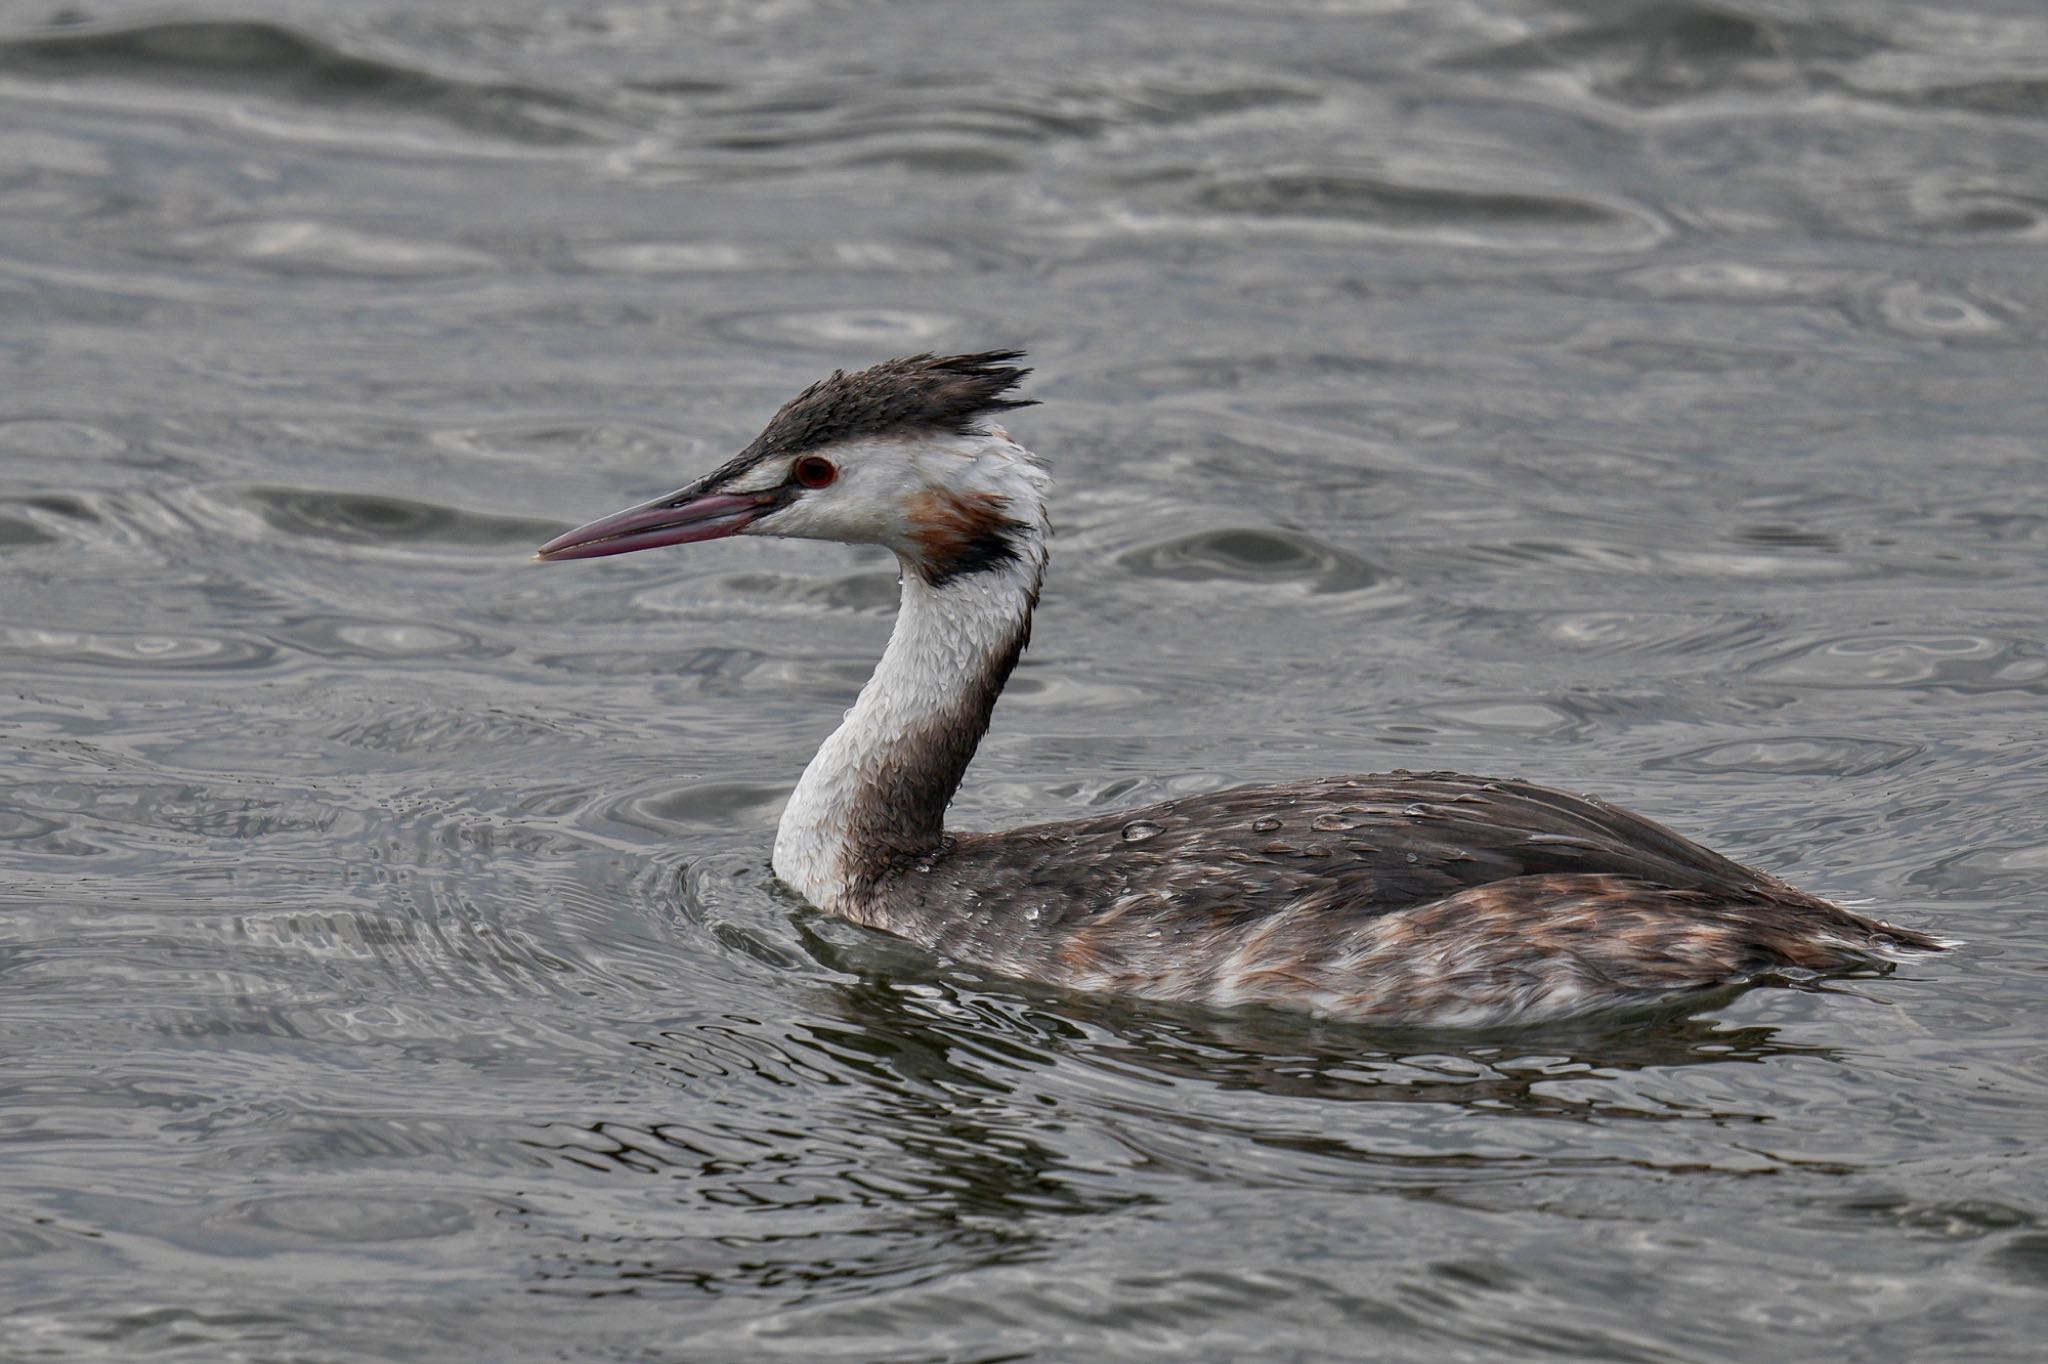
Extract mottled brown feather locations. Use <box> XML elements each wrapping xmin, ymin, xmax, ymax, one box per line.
<box><xmin>856</xmin><ymin>772</ymin><xmax>1942</xmax><ymax>1024</ymax></box>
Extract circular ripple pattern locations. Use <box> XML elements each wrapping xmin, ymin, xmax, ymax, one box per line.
<box><xmin>2</xmin><ymin>2</ymin><xmax>2047</xmax><ymax>1361</ymax></box>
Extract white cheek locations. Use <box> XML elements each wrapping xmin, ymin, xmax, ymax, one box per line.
<box><xmin>752</xmin><ymin>469</ymin><xmax>900</xmax><ymax>545</ymax></box>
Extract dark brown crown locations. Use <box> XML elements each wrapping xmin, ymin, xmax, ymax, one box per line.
<box><xmin>742</xmin><ymin>350</ymin><xmax>1034</xmax><ymax>459</ymax></box>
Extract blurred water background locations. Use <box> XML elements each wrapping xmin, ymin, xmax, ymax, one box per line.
<box><xmin>3</xmin><ymin>0</ymin><xmax>2048</xmax><ymax>1359</ymax></box>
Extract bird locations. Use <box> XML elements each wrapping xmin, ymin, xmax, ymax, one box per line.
<box><xmin>535</xmin><ymin>350</ymin><xmax>1943</xmax><ymax>1026</ymax></box>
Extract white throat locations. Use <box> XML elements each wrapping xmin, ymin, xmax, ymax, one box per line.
<box><xmin>772</xmin><ymin>436</ymin><xmax>1048</xmax><ymax>916</ymax></box>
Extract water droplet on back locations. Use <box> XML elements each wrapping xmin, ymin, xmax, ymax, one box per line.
<box><xmin>1121</xmin><ymin>820</ymin><xmax>1164</xmax><ymax>843</ymax></box>
<box><xmin>1251</xmin><ymin>816</ymin><xmax>1281</xmax><ymax>832</ymax></box>
<box><xmin>1310</xmin><ymin>813</ymin><xmax>1354</xmax><ymax>832</ymax></box>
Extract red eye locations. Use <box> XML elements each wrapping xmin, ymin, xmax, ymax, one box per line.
<box><xmin>793</xmin><ymin>456</ymin><xmax>838</xmax><ymax>489</ymax></box>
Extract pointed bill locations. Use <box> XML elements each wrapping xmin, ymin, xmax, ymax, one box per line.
<box><xmin>534</xmin><ymin>489</ymin><xmax>773</xmax><ymax>562</ymax></box>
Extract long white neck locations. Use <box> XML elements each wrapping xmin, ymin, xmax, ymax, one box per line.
<box><xmin>773</xmin><ymin>482</ymin><xmax>1046</xmax><ymax>919</ymax></box>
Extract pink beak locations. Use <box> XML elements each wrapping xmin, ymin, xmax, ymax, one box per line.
<box><xmin>534</xmin><ymin>489</ymin><xmax>774</xmax><ymax>562</ymax></box>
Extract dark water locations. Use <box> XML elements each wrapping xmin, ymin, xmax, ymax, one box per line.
<box><xmin>4</xmin><ymin>0</ymin><xmax>2047</xmax><ymax>1358</ymax></box>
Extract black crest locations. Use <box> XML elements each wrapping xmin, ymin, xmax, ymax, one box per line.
<box><xmin>740</xmin><ymin>350</ymin><xmax>1034</xmax><ymax>463</ymax></box>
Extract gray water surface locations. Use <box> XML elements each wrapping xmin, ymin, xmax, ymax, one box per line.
<box><xmin>4</xmin><ymin>1</ymin><xmax>2048</xmax><ymax>1359</ymax></box>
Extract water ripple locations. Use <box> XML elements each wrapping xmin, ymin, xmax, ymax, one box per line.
<box><xmin>1120</xmin><ymin>525</ymin><xmax>1384</xmax><ymax>595</ymax></box>
<box><xmin>1443</xmin><ymin>3</ymin><xmax>1879</xmax><ymax>110</ymax></box>
<box><xmin>1750</xmin><ymin>632</ymin><xmax>2048</xmax><ymax>694</ymax></box>
<box><xmin>638</xmin><ymin>69</ymin><xmax>1318</xmax><ymax>167</ymax></box>
<box><xmin>142</xmin><ymin>220</ymin><xmax>500</xmax><ymax>277</ymax></box>
<box><xmin>0</xmin><ymin>19</ymin><xmax>616</xmax><ymax>149</ymax></box>
<box><xmin>1649</xmin><ymin>736</ymin><xmax>1923</xmax><ymax>778</ymax></box>
<box><xmin>0</xmin><ymin>624</ymin><xmax>273</xmax><ymax>674</ymax></box>
<box><xmin>227</xmin><ymin>486</ymin><xmax>558</xmax><ymax>553</ymax></box>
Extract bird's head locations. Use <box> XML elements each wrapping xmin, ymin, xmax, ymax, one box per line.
<box><xmin>535</xmin><ymin>351</ymin><xmax>1047</xmax><ymax>587</ymax></box>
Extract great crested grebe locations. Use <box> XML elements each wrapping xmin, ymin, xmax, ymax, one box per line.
<box><xmin>536</xmin><ymin>351</ymin><xmax>1941</xmax><ymax>1026</ymax></box>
